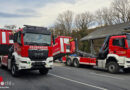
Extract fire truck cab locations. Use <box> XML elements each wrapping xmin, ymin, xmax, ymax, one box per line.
<box><xmin>0</xmin><ymin>25</ymin><xmax>53</xmax><ymax>76</ymax></box>
<box><xmin>98</xmin><ymin>34</ymin><xmax>130</xmax><ymax>73</ymax></box>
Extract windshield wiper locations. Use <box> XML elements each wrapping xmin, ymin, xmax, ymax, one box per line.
<box><xmin>24</xmin><ymin>42</ymin><xmax>50</xmax><ymax>46</ymax></box>
<box><xmin>24</xmin><ymin>42</ymin><xmax>31</xmax><ymax>45</ymax></box>
<box><xmin>39</xmin><ymin>43</ymin><xmax>50</xmax><ymax>46</ymax></box>
<box><xmin>24</xmin><ymin>42</ymin><xmax>38</xmax><ymax>45</ymax></box>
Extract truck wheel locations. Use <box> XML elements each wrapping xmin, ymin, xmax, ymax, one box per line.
<box><xmin>66</xmin><ymin>58</ymin><xmax>72</xmax><ymax>66</ymax></box>
<box><xmin>73</xmin><ymin>59</ymin><xmax>80</xmax><ymax>67</ymax></box>
<box><xmin>107</xmin><ymin>62</ymin><xmax>120</xmax><ymax>74</ymax></box>
<box><xmin>39</xmin><ymin>68</ymin><xmax>49</xmax><ymax>75</ymax></box>
<box><xmin>11</xmin><ymin>63</ymin><xmax>19</xmax><ymax>77</ymax></box>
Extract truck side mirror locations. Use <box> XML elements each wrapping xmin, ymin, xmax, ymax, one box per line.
<box><xmin>17</xmin><ymin>32</ymin><xmax>22</xmax><ymax>46</ymax></box>
<box><xmin>52</xmin><ymin>36</ymin><xmax>55</xmax><ymax>44</ymax></box>
<box><xmin>13</xmin><ymin>34</ymin><xmax>17</xmax><ymax>42</ymax></box>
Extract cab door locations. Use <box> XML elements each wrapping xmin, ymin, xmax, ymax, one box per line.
<box><xmin>110</xmin><ymin>38</ymin><xmax>126</xmax><ymax>57</ymax></box>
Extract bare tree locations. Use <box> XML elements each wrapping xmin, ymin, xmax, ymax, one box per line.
<box><xmin>95</xmin><ymin>8</ymin><xmax>113</xmax><ymax>26</ymax></box>
<box><xmin>75</xmin><ymin>12</ymin><xmax>93</xmax><ymax>31</ymax></box>
<box><xmin>56</xmin><ymin>10</ymin><xmax>73</xmax><ymax>35</ymax></box>
<box><xmin>95</xmin><ymin>0</ymin><xmax>130</xmax><ymax>26</ymax></box>
<box><xmin>95</xmin><ymin>9</ymin><xmax>103</xmax><ymax>26</ymax></box>
<box><xmin>111</xmin><ymin>0</ymin><xmax>130</xmax><ymax>23</ymax></box>
<box><xmin>109</xmin><ymin>7</ymin><xmax>122</xmax><ymax>24</ymax></box>
<box><xmin>128</xmin><ymin>10</ymin><xmax>130</xmax><ymax>21</ymax></box>
<box><xmin>53</xmin><ymin>23</ymin><xmax>65</xmax><ymax>36</ymax></box>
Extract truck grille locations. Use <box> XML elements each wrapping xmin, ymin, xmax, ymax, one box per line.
<box><xmin>31</xmin><ymin>62</ymin><xmax>46</xmax><ymax>69</ymax></box>
<box><xmin>28</xmin><ymin>50</ymin><xmax>48</xmax><ymax>61</ymax></box>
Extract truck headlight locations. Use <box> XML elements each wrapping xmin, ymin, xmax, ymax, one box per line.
<box><xmin>49</xmin><ymin>61</ymin><xmax>53</xmax><ymax>63</ymax></box>
<box><xmin>20</xmin><ymin>61</ymin><xmax>27</xmax><ymax>63</ymax></box>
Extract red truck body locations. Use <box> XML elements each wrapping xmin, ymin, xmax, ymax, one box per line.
<box><xmin>53</xmin><ymin>36</ymin><xmax>75</xmax><ymax>60</ymax></box>
<box><xmin>62</xmin><ymin>56</ymin><xmax>96</xmax><ymax>66</ymax></box>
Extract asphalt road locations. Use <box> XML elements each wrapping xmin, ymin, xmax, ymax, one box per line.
<box><xmin>1</xmin><ymin>63</ymin><xmax>130</xmax><ymax>90</ymax></box>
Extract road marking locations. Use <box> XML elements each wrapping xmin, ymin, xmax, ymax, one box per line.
<box><xmin>54</xmin><ymin>63</ymin><xmax>65</xmax><ymax>66</ymax></box>
<box><xmin>90</xmin><ymin>73</ymin><xmax>124</xmax><ymax>80</ymax></box>
<box><xmin>49</xmin><ymin>73</ymin><xmax>107</xmax><ymax>90</ymax></box>
<box><xmin>56</xmin><ymin>66</ymin><xmax>72</xmax><ymax>70</ymax></box>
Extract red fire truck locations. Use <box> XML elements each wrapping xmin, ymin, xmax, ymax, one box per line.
<box><xmin>62</xmin><ymin>34</ymin><xmax>130</xmax><ymax>73</ymax></box>
<box><xmin>0</xmin><ymin>25</ymin><xmax>53</xmax><ymax>76</ymax></box>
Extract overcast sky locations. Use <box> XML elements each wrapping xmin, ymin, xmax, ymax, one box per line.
<box><xmin>0</xmin><ymin>0</ymin><xmax>113</xmax><ymax>28</ymax></box>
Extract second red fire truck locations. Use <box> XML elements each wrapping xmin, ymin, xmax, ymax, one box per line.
<box><xmin>62</xmin><ymin>34</ymin><xmax>130</xmax><ymax>73</ymax></box>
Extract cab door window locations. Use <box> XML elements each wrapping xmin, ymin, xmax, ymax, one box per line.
<box><xmin>113</xmin><ymin>39</ymin><xmax>125</xmax><ymax>47</ymax></box>
<box><xmin>113</xmin><ymin>39</ymin><xmax>120</xmax><ymax>46</ymax></box>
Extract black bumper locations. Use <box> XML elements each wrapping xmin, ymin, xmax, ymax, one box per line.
<box><xmin>31</xmin><ymin>62</ymin><xmax>46</xmax><ymax>69</ymax></box>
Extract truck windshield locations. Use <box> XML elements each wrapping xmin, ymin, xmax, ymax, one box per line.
<box><xmin>127</xmin><ymin>35</ymin><xmax>130</xmax><ymax>48</ymax></box>
<box><xmin>23</xmin><ymin>33</ymin><xmax>51</xmax><ymax>46</ymax></box>
<box><xmin>127</xmin><ymin>39</ymin><xmax>130</xmax><ymax>48</ymax></box>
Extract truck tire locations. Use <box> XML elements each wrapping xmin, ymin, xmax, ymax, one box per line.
<box><xmin>39</xmin><ymin>68</ymin><xmax>49</xmax><ymax>75</ymax></box>
<box><xmin>11</xmin><ymin>62</ymin><xmax>19</xmax><ymax>77</ymax></box>
<box><xmin>107</xmin><ymin>62</ymin><xmax>120</xmax><ymax>74</ymax></box>
<box><xmin>73</xmin><ymin>59</ymin><xmax>80</xmax><ymax>67</ymax></box>
<box><xmin>66</xmin><ymin>58</ymin><xmax>72</xmax><ymax>66</ymax></box>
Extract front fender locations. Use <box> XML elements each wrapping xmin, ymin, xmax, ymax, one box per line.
<box><xmin>107</xmin><ymin>54</ymin><xmax>119</xmax><ymax>60</ymax></box>
<box><xmin>107</xmin><ymin>54</ymin><xmax>125</xmax><ymax>64</ymax></box>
